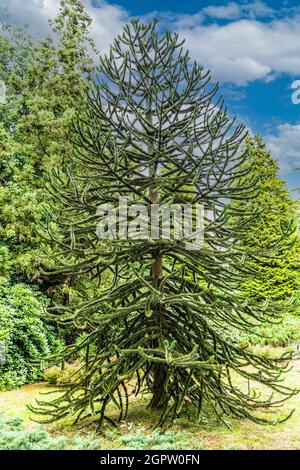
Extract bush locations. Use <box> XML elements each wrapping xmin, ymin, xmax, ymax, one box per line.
<box><xmin>121</xmin><ymin>429</ymin><xmax>194</xmax><ymax>450</ymax></box>
<box><xmin>239</xmin><ymin>314</ymin><xmax>300</xmax><ymax>348</ymax></box>
<box><xmin>44</xmin><ymin>333</ymin><xmax>101</xmax><ymax>385</ymax></box>
<box><xmin>0</xmin><ymin>414</ymin><xmax>101</xmax><ymax>450</ymax></box>
<box><xmin>44</xmin><ymin>360</ymin><xmax>83</xmax><ymax>386</ymax></box>
<box><xmin>0</xmin><ymin>283</ymin><xmax>57</xmax><ymax>390</ymax></box>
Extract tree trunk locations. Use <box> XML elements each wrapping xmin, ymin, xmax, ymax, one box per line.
<box><xmin>150</xmin><ymin>363</ymin><xmax>167</xmax><ymax>409</ymax></box>
<box><xmin>146</xmin><ymin>95</ymin><xmax>167</xmax><ymax>409</ymax></box>
<box><xmin>149</xmin><ymin>197</ymin><xmax>167</xmax><ymax>408</ymax></box>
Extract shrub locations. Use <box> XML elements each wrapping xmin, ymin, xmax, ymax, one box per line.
<box><xmin>121</xmin><ymin>429</ymin><xmax>194</xmax><ymax>450</ymax></box>
<box><xmin>44</xmin><ymin>360</ymin><xmax>83</xmax><ymax>386</ymax></box>
<box><xmin>239</xmin><ymin>314</ymin><xmax>300</xmax><ymax>348</ymax></box>
<box><xmin>0</xmin><ymin>414</ymin><xmax>101</xmax><ymax>450</ymax></box>
<box><xmin>0</xmin><ymin>283</ymin><xmax>57</xmax><ymax>390</ymax></box>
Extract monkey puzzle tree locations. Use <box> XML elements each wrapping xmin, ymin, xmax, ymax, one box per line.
<box><xmin>33</xmin><ymin>20</ymin><xmax>296</xmax><ymax>427</ymax></box>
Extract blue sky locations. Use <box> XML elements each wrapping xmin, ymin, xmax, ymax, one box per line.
<box><xmin>1</xmin><ymin>0</ymin><xmax>300</xmax><ymax>192</ymax></box>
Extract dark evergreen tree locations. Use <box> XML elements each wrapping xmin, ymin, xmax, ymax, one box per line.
<box><xmin>0</xmin><ymin>0</ymin><xmax>96</xmax><ymax>290</ymax></box>
<box><xmin>33</xmin><ymin>20</ymin><xmax>297</xmax><ymax>427</ymax></box>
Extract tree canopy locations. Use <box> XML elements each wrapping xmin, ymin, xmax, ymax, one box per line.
<box><xmin>0</xmin><ymin>0</ymin><xmax>96</xmax><ymax>293</ymax></box>
<box><xmin>229</xmin><ymin>135</ymin><xmax>299</xmax><ymax>302</ymax></box>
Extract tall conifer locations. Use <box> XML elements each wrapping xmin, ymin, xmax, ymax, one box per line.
<box><xmin>33</xmin><ymin>20</ymin><xmax>296</xmax><ymax>427</ymax></box>
<box><xmin>229</xmin><ymin>135</ymin><xmax>299</xmax><ymax>303</ymax></box>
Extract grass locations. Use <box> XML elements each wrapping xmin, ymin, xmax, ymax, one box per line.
<box><xmin>0</xmin><ymin>358</ymin><xmax>300</xmax><ymax>450</ymax></box>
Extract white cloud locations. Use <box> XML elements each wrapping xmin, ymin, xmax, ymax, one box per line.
<box><xmin>181</xmin><ymin>1</ymin><xmax>274</xmax><ymax>23</ymax></box>
<box><xmin>265</xmin><ymin>123</ymin><xmax>300</xmax><ymax>173</ymax></box>
<box><xmin>86</xmin><ymin>2</ymin><xmax>128</xmax><ymax>53</ymax></box>
<box><xmin>244</xmin><ymin>1</ymin><xmax>275</xmax><ymax>18</ymax></box>
<box><xmin>0</xmin><ymin>0</ymin><xmax>128</xmax><ymax>53</ymax></box>
<box><xmin>0</xmin><ymin>0</ymin><xmax>60</xmax><ymax>34</ymax></box>
<box><xmin>152</xmin><ymin>1</ymin><xmax>275</xmax><ymax>30</ymax></box>
<box><xmin>1</xmin><ymin>1</ymin><xmax>300</xmax><ymax>86</ymax></box>
<box><xmin>167</xmin><ymin>12</ymin><xmax>204</xmax><ymax>29</ymax></box>
<box><xmin>176</xmin><ymin>15</ymin><xmax>300</xmax><ymax>84</ymax></box>
<box><xmin>202</xmin><ymin>2</ymin><xmax>241</xmax><ymax>20</ymax></box>
<box><xmin>205</xmin><ymin>55</ymin><xmax>270</xmax><ymax>85</ymax></box>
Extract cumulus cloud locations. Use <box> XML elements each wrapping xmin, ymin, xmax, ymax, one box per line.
<box><xmin>175</xmin><ymin>15</ymin><xmax>300</xmax><ymax>85</ymax></box>
<box><xmin>146</xmin><ymin>2</ymin><xmax>300</xmax><ymax>85</ymax></box>
<box><xmin>1</xmin><ymin>0</ymin><xmax>299</xmax><ymax>181</ymax></box>
<box><xmin>0</xmin><ymin>0</ymin><xmax>59</xmax><ymax>34</ymax></box>
<box><xmin>202</xmin><ymin>2</ymin><xmax>242</xmax><ymax>20</ymax></box>
<box><xmin>86</xmin><ymin>1</ymin><xmax>128</xmax><ymax>53</ymax></box>
<box><xmin>202</xmin><ymin>1</ymin><xmax>274</xmax><ymax>20</ymax></box>
<box><xmin>265</xmin><ymin>123</ymin><xmax>300</xmax><ymax>173</ymax></box>
<box><xmin>1</xmin><ymin>1</ymin><xmax>300</xmax><ymax>86</ymax></box>
<box><xmin>0</xmin><ymin>0</ymin><xmax>128</xmax><ymax>54</ymax></box>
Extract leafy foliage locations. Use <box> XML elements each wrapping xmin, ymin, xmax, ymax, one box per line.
<box><xmin>44</xmin><ymin>360</ymin><xmax>83</xmax><ymax>385</ymax></box>
<box><xmin>0</xmin><ymin>283</ymin><xmax>56</xmax><ymax>390</ymax></box>
<box><xmin>0</xmin><ymin>0</ymin><xmax>299</xmax><ymax>438</ymax></box>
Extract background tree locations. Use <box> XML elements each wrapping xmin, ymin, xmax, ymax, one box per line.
<box><xmin>0</xmin><ymin>22</ymin><xmax>35</xmax><ymax>282</ymax></box>
<box><xmin>18</xmin><ymin>0</ymin><xmax>97</xmax><ymax>168</ymax></box>
<box><xmin>32</xmin><ymin>20</ymin><xmax>296</xmax><ymax>428</ymax></box>
<box><xmin>0</xmin><ymin>0</ymin><xmax>96</xmax><ymax>293</ymax></box>
<box><xmin>229</xmin><ymin>136</ymin><xmax>300</xmax><ymax>303</ymax></box>
<box><xmin>0</xmin><ymin>24</ymin><xmax>59</xmax><ymax>387</ymax></box>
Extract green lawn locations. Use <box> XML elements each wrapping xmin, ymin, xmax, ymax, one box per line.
<box><xmin>0</xmin><ymin>358</ymin><xmax>299</xmax><ymax>450</ymax></box>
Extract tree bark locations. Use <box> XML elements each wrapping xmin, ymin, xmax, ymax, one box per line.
<box><xmin>146</xmin><ymin>93</ymin><xmax>167</xmax><ymax>409</ymax></box>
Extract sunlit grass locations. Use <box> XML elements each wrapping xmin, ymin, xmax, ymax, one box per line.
<box><xmin>0</xmin><ymin>358</ymin><xmax>299</xmax><ymax>450</ymax></box>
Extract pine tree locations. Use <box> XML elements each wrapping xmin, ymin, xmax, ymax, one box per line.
<box><xmin>32</xmin><ymin>20</ymin><xmax>297</xmax><ymax>427</ymax></box>
<box><xmin>0</xmin><ymin>22</ymin><xmax>35</xmax><ymax>281</ymax></box>
<box><xmin>0</xmin><ymin>0</ymin><xmax>96</xmax><ymax>286</ymax></box>
<box><xmin>18</xmin><ymin>0</ymin><xmax>97</xmax><ymax>167</ymax></box>
<box><xmin>229</xmin><ymin>136</ymin><xmax>299</xmax><ymax>302</ymax></box>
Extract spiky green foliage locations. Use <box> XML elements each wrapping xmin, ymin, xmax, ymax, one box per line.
<box><xmin>0</xmin><ymin>415</ymin><xmax>101</xmax><ymax>450</ymax></box>
<box><xmin>229</xmin><ymin>136</ymin><xmax>300</xmax><ymax>302</ymax></box>
<box><xmin>32</xmin><ymin>20</ymin><xmax>297</xmax><ymax>428</ymax></box>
